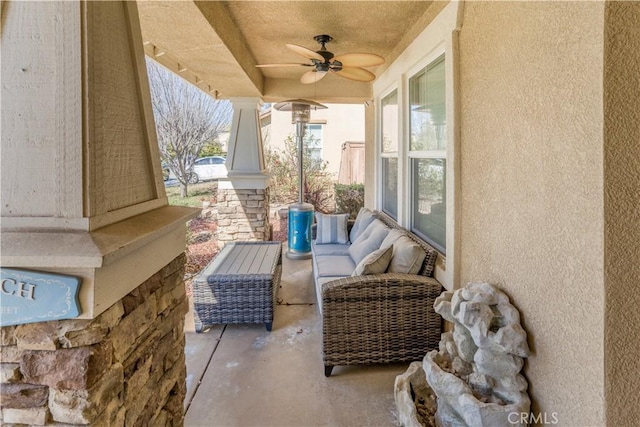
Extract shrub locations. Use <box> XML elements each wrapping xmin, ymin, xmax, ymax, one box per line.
<box><xmin>334</xmin><ymin>183</ymin><xmax>364</xmax><ymax>218</ymax></box>
<box><xmin>200</xmin><ymin>140</ymin><xmax>225</xmax><ymax>157</ymax></box>
<box><xmin>265</xmin><ymin>134</ymin><xmax>335</xmax><ymax>213</ymax></box>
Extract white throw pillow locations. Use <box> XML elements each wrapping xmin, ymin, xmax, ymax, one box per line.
<box><xmin>380</xmin><ymin>228</ymin><xmax>404</xmax><ymax>250</ymax></box>
<box><xmin>348</xmin><ymin>219</ymin><xmax>390</xmax><ymax>265</ymax></box>
<box><xmin>315</xmin><ymin>213</ymin><xmax>350</xmax><ymax>244</ymax></box>
<box><xmin>387</xmin><ymin>236</ymin><xmax>427</xmax><ymax>274</ymax></box>
<box><xmin>352</xmin><ymin>245</ymin><xmax>393</xmax><ymax>276</ymax></box>
<box><xmin>349</xmin><ymin>208</ymin><xmax>376</xmax><ymax>243</ymax></box>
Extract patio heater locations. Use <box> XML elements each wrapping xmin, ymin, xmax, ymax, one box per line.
<box><xmin>274</xmin><ymin>98</ymin><xmax>327</xmax><ymax>259</ymax></box>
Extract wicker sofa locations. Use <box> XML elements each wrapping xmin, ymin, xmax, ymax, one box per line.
<box><xmin>311</xmin><ymin>208</ymin><xmax>443</xmax><ymax>377</ymax></box>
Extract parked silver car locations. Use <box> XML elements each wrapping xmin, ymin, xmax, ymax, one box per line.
<box><xmin>188</xmin><ymin>156</ymin><xmax>227</xmax><ymax>184</ymax></box>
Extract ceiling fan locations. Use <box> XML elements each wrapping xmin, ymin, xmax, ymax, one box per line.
<box><xmin>256</xmin><ymin>34</ymin><xmax>384</xmax><ymax>84</ymax></box>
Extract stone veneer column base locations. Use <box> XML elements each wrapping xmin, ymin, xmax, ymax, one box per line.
<box><xmin>216</xmin><ymin>187</ymin><xmax>271</xmax><ymax>244</ymax></box>
<box><xmin>0</xmin><ymin>254</ymin><xmax>189</xmax><ymax>426</ymax></box>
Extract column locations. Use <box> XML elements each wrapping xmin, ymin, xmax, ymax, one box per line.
<box><xmin>216</xmin><ymin>98</ymin><xmax>271</xmax><ymax>244</ymax></box>
<box><xmin>0</xmin><ymin>2</ymin><xmax>198</xmax><ymax>425</ymax></box>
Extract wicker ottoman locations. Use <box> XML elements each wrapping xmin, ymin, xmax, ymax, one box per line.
<box><xmin>193</xmin><ymin>241</ymin><xmax>282</xmax><ymax>332</ymax></box>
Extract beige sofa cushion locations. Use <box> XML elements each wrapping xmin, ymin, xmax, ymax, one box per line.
<box><xmin>348</xmin><ymin>219</ymin><xmax>390</xmax><ymax>265</ymax></box>
<box><xmin>380</xmin><ymin>229</ymin><xmax>404</xmax><ymax>249</ymax></box>
<box><xmin>352</xmin><ymin>245</ymin><xmax>393</xmax><ymax>276</ymax></box>
<box><xmin>349</xmin><ymin>207</ymin><xmax>377</xmax><ymax>243</ymax></box>
<box><xmin>387</xmin><ymin>236</ymin><xmax>427</xmax><ymax>274</ymax></box>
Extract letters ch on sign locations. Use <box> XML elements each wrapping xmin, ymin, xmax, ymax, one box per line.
<box><xmin>0</xmin><ymin>268</ymin><xmax>81</xmax><ymax>327</ymax></box>
<box><xmin>1</xmin><ymin>278</ymin><xmax>36</xmax><ymax>300</ymax></box>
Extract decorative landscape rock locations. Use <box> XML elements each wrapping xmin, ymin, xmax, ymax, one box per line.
<box><xmin>395</xmin><ymin>282</ymin><xmax>531</xmax><ymax>427</ymax></box>
<box><xmin>395</xmin><ymin>361</ymin><xmax>437</xmax><ymax>427</ymax></box>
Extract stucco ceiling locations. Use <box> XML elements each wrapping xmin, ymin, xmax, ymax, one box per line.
<box><xmin>137</xmin><ymin>1</ymin><xmax>437</xmax><ymax>103</ymax></box>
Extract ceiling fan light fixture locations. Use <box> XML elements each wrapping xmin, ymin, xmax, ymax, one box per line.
<box><xmin>300</xmin><ymin>70</ymin><xmax>327</xmax><ymax>84</ymax></box>
<box><xmin>315</xmin><ymin>62</ymin><xmax>330</xmax><ymax>72</ymax></box>
<box><xmin>257</xmin><ymin>35</ymin><xmax>384</xmax><ymax>84</ymax></box>
<box><xmin>313</xmin><ymin>34</ymin><xmax>333</xmax><ymax>46</ymax></box>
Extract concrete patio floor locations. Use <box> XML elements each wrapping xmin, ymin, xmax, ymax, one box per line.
<box><xmin>182</xmin><ymin>244</ymin><xmax>409</xmax><ymax>427</ymax></box>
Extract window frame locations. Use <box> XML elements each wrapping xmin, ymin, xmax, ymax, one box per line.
<box><xmin>372</xmin><ymin>1</ymin><xmax>460</xmax><ymax>291</ymax></box>
<box><xmin>407</xmin><ymin>54</ymin><xmax>447</xmax><ymax>253</ymax></box>
<box><xmin>380</xmin><ymin>88</ymin><xmax>400</xmax><ymax>219</ymax></box>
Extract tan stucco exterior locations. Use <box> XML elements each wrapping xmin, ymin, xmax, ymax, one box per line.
<box><xmin>369</xmin><ymin>1</ymin><xmax>639</xmax><ymax>424</ymax></box>
<box><xmin>458</xmin><ymin>2</ymin><xmax>605</xmax><ymax>423</ymax></box>
<box><xmin>266</xmin><ymin>104</ymin><xmax>365</xmax><ymax>177</ymax></box>
<box><xmin>603</xmin><ymin>2</ymin><xmax>640</xmax><ymax>425</ymax></box>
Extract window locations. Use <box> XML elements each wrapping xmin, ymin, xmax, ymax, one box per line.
<box><xmin>373</xmin><ymin>3</ymin><xmax>458</xmax><ymax>288</ymax></box>
<box><xmin>381</xmin><ymin>90</ymin><xmax>399</xmax><ymax>219</ymax></box>
<box><xmin>409</xmin><ymin>55</ymin><xmax>446</xmax><ymax>253</ymax></box>
<box><xmin>382</xmin><ymin>158</ymin><xmax>398</xmax><ymax>218</ymax></box>
<box><xmin>412</xmin><ymin>158</ymin><xmax>446</xmax><ymax>251</ymax></box>
<box><xmin>305</xmin><ymin>124</ymin><xmax>323</xmax><ymax>163</ymax></box>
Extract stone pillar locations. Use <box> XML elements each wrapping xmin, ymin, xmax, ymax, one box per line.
<box><xmin>0</xmin><ymin>255</ymin><xmax>188</xmax><ymax>425</ymax></box>
<box><xmin>216</xmin><ymin>98</ymin><xmax>271</xmax><ymax>245</ymax></box>
<box><xmin>216</xmin><ymin>188</ymin><xmax>270</xmax><ymax>243</ymax></box>
<box><xmin>1</xmin><ymin>2</ymin><xmax>198</xmax><ymax>425</ymax></box>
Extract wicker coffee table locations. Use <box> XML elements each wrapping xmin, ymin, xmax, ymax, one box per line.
<box><xmin>193</xmin><ymin>241</ymin><xmax>282</xmax><ymax>332</ymax></box>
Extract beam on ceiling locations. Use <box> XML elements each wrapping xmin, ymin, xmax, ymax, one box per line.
<box><xmin>193</xmin><ymin>1</ymin><xmax>264</xmax><ymax>94</ymax></box>
<box><xmin>262</xmin><ymin>77</ymin><xmax>373</xmax><ymax>104</ymax></box>
<box><xmin>137</xmin><ymin>1</ymin><xmax>262</xmax><ymax>98</ymax></box>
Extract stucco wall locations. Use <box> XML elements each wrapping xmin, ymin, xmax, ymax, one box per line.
<box><xmin>266</xmin><ymin>104</ymin><xmax>365</xmax><ymax>177</ymax></box>
<box><xmin>604</xmin><ymin>2</ymin><xmax>640</xmax><ymax>425</ymax></box>
<box><xmin>458</xmin><ymin>2</ymin><xmax>605</xmax><ymax>424</ymax></box>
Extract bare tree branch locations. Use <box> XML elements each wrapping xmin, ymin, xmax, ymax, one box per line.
<box><xmin>146</xmin><ymin>58</ymin><xmax>232</xmax><ymax>197</ymax></box>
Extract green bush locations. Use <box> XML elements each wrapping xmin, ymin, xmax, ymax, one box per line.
<box><xmin>199</xmin><ymin>140</ymin><xmax>225</xmax><ymax>157</ymax></box>
<box><xmin>334</xmin><ymin>183</ymin><xmax>364</xmax><ymax>218</ymax></box>
<box><xmin>265</xmin><ymin>134</ymin><xmax>335</xmax><ymax>213</ymax></box>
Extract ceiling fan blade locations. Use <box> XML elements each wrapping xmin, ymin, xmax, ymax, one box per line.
<box><xmin>286</xmin><ymin>44</ymin><xmax>324</xmax><ymax>62</ymax></box>
<box><xmin>256</xmin><ymin>63</ymin><xmax>311</xmax><ymax>68</ymax></box>
<box><xmin>333</xmin><ymin>53</ymin><xmax>385</xmax><ymax>67</ymax></box>
<box><xmin>300</xmin><ymin>70</ymin><xmax>327</xmax><ymax>84</ymax></box>
<box><xmin>332</xmin><ymin>67</ymin><xmax>376</xmax><ymax>82</ymax></box>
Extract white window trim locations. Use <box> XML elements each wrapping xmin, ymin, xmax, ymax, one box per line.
<box><xmin>407</xmin><ymin>53</ymin><xmax>447</xmax><ymax>255</ymax></box>
<box><xmin>373</xmin><ymin>1</ymin><xmax>461</xmax><ymax>291</ymax></box>
<box><xmin>378</xmin><ymin>87</ymin><xmax>400</xmax><ymax>219</ymax></box>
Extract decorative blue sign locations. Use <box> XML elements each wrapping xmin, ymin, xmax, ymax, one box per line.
<box><xmin>0</xmin><ymin>268</ymin><xmax>81</xmax><ymax>327</ymax></box>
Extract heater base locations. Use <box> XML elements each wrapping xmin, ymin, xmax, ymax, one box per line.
<box><xmin>286</xmin><ymin>250</ymin><xmax>312</xmax><ymax>260</ymax></box>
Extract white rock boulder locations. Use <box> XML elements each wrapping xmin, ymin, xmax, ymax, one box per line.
<box><xmin>395</xmin><ymin>282</ymin><xmax>531</xmax><ymax>427</ymax></box>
